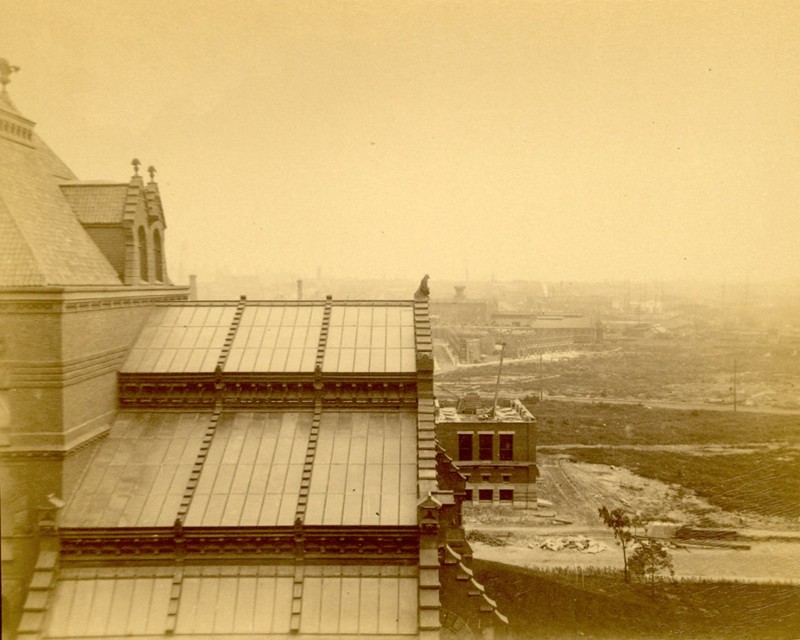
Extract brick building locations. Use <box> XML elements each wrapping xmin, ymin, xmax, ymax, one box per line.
<box><xmin>435</xmin><ymin>398</ymin><xmax>537</xmax><ymax>509</ymax></box>
<box><xmin>0</xmin><ymin>61</ymin><xmax>506</xmax><ymax>639</ymax></box>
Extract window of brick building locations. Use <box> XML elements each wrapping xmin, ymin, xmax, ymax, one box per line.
<box><xmin>501</xmin><ymin>474</ymin><xmax>511</xmax><ymax>483</ymax></box>
<box><xmin>478</xmin><ymin>489</ymin><xmax>493</xmax><ymax>502</ymax></box>
<box><xmin>458</xmin><ymin>433</ymin><xmax>473</xmax><ymax>461</ymax></box>
<box><xmin>465</xmin><ymin>489</ymin><xmax>473</xmax><ymax>502</ymax></box>
<box><xmin>499</xmin><ymin>489</ymin><xmax>514</xmax><ymax>502</ymax></box>
<box><xmin>499</xmin><ymin>434</ymin><xmax>513</xmax><ymax>461</ymax></box>
<box><xmin>478</xmin><ymin>433</ymin><xmax>493</xmax><ymax>461</ymax></box>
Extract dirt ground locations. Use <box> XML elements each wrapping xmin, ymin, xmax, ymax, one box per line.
<box><xmin>466</xmin><ymin>453</ymin><xmax>800</xmax><ymax>583</ymax></box>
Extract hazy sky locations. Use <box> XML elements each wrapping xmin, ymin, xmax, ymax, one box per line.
<box><xmin>4</xmin><ymin>1</ymin><xmax>799</xmax><ymax>284</ymax></box>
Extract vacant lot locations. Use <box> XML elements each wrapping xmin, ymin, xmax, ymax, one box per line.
<box><xmin>437</xmin><ymin>335</ymin><xmax>800</xmax><ymax>410</ymax></box>
<box><xmin>532</xmin><ymin>400</ymin><xmax>800</xmax><ymax>446</ymax></box>
<box><xmin>558</xmin><ymin>447</ymin><xmax>799</xmax><ymax>519</ymax></box>
<box><xmin>528</xmin><ymin>400</ymin><xmax>800</xmax><ymax>520</ymax></box>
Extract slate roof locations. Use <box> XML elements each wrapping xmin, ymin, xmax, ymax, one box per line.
<box><xmin>59</xmin><ymin>183</ymin><xmax>129</xmax><ymax>224</ymax></box>
<box><xmin>0</xmin><ymin>88</ymin><xmax>121</xmax><ymax>286</ymax></box>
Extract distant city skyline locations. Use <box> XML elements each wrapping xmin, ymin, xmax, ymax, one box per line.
<box><xmin>4</xmin><ymin>0</ymin><xmax>799</xmax><ymax>284</ymax></box>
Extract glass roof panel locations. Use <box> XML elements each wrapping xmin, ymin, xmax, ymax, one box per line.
<box><xmin>261</xmin><ymin>326</ymin><xmax>279</xmax><ymax>349</ymax></box>
<box><xmin>301</xmin><ymin>349</ymin><xmax>317</xmax><ymax>371</ymax></box>
<box><xmin>320</xmin><ymin>304</ymin><xmax>416</xmax><ymax>373</ymax></box>
<box><xmin>225</xmin><ymin>304</ymin><xmax>324</xmax><ymax>372</ymax></box>
<box><xmin>305</xmin><ymin>412</ymin><xmax>418</xmax><ymax>526</ymax></box>
<box><xmin>285</xmin><ymin>349</ymin><xmax>303</xmax><ymax>372</ymax></box>
<box><xmin>121</xmin><ymin>304</ymin><xmax>238</xmax><ymax>373</ymax></box>
<box><xmin>271</xmin><ymin>348</ymin><xmax>289</xmax><ymax>372</ymax></box>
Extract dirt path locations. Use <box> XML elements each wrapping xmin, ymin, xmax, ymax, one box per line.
<box><xmin>544</xmin><ymin>395</ymin><xmax>800</xmax><ymax>416</ymax></box>
<box><xmin>465</xmin><ymin>453</ymin><xmax>800</xmax><ymax>583</ymax></box>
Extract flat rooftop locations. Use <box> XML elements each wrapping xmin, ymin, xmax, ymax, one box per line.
<box><xmin>435</xmin><ymin>402</ymin><xmax>534</xmax><ymax>423</ymax></box>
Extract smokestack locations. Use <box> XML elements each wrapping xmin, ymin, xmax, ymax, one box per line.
<box><xmin>188</xmin><ymin>274</ymin><xmax>198</xmax><ymax>301</ymax></box>
<box><xmin>297</xmin><ymin>279</ymin><xmax>303</xmax><ymax>301</ymax></box>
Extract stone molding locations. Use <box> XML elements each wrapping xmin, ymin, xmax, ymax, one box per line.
<box><xmin>8</xmin><ymin>347</ymin><xmax>128</xmax><ymax>387</ymax></box>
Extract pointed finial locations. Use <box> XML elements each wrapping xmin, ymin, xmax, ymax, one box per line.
<box><xmin>0</xmin><ymin>59</ymin><xmax>20</xmax><ymax>91</ymax></box>
<box><xmin>131</xmin><ymin>158</ymin><xmax>140</xmax><ymax>175</ymax></box>
<box><xmin>147</xmin><ymin>165</ymin><xmax>156</xmax><ymax>181</ymax></box>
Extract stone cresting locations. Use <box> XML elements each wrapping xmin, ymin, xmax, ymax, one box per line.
<box><xmin>441</xmin><ymin>544</ymin><xmax>509</xmax><ymax>632</ymax></box>
<box><xmin>413</xmin><ymin>295</ymin><xmax>441</xmax><ymax>638</ymax></box>
<box><xmin>15</xmin><ymin>549</ymin><xmax>59</xmax><ymax>640</ymax></box>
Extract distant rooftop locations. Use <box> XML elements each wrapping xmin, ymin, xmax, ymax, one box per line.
<box><xmin>436</xmin><ymin>399</ymin><xmax>534</xmax><ymax>423</ymax></box>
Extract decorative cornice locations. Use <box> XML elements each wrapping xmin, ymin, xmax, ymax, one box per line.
<box><xmin>118</xmin><ymin>376</ymin><xmax>418</xmax><ymax>409</ymax></box>
<box><xmin>58</xmin><ymin>526</ymin><xmax>419</xmax><ymax>563</ymax></box>
<box><xmin>0</xmin><ymin>290</ymin><xmax>189</xmax><ymax>314</ymax></box>
<box><xmin>9</xmin><ymin>347</ymin><xmax>129</xmax><ymax>387</ymax></box>
<box><xmin>0</xmin><ymin>429</ymin><xmax>108</xmax><ymax>459</ymax></box>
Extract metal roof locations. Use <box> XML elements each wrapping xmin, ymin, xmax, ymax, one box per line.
<box><xmin>322</xmin><ymin>305</ymin><xmax>416</xmax><ymax>373</ymax></box>
<box><xmin>226</xmin><ymin>303</ymin><xmax>326</xmax><ymax>373</ymax></box>
<box><xmin>44</xmin><ymin>565</ymin><xmax>418</xmax><ymax>638</ymax></box>
<box><xmin>62</xmin><ymin>410</ymin><xmax>419</xmax><ymax>530</ymax></box>
<box><xmin>60</xmin><ymin>412</ymin><xmax>211</xmax><ymax>528</ymax></box>
<box><xmin>183</xmin><ymin>411</ymin><xmax>312</xmax><ymax>527</ymax></box>
<box><xmin>305</xmin><ymin>411</ymin><xmax>418</xmax><ymax>526</ymax></box>
<box><xmin>121</xmin><ymin>304</ymin><xmax>239</xmax><ymax>374</ymax></box>
<box><xmin>121</xmin><ymin>301</ymin><xmax>420</xmax><ymax>375</ymax></box>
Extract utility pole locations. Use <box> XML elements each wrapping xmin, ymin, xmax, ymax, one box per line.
<box><xmin>539</xmin><ymin>351</ymin><xmax>543</xmax><ymax>401</ymax></box>
<box><xmin>492</xmin><ymin>341</ymin><xmax>506</xmax><ymax>418</ymax></box>
<box><xmin>733</xmin><ymin>357</ymin><xmax>737</xmax><ymax>413</ymax></box>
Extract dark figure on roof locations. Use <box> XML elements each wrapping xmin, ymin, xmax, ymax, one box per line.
<box><xmin>415</xmin><ymin>274</ymin><xmax>430</xmax><ymax>300</ymax></box>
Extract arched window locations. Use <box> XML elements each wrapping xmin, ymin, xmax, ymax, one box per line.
<box><xmin>138</xmin><ymin>226</ymin><xmax>148</xmax><ymax>282</ymax></box>
<box><xmin>153</xmin><ymin>228</ymin><xmax>164</xmax><ymax>282</ymax></box>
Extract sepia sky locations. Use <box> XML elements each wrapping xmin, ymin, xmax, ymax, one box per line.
<box><xmin>3</xmin><ymin>1</ymin><xmax>799</xmax><ymax>284</ymax></box>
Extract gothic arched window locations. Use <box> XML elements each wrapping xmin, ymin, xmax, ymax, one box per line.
<box><xmin>153</xmin><ymin>228</ymin><xmax>164</xmax><ymax>282</ymax></box>
<box><xmin>138</xmin><ymin>226</ymin><xmax>148</xmax><ymax>282</ymax></box>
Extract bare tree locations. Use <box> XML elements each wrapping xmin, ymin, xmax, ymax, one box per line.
<box><xmin>598</xmin><ymin>506</ymin><xmax>636</xmax><ymax>583</ymax></box>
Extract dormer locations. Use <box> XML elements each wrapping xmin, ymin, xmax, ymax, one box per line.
<box><xmin>60</xmin><ymin>160</ymin><xmax>171</xmax><ymax>285</ymax></box>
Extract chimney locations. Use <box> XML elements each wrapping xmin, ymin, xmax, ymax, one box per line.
<box><xmin>297</xmin><ymin>279</ymin><xmax>303</xmax><ymax>301</ymax></box>
<box><xmin>188</xmin><ymin>274</ymin><xmax>198</xmax><ymax>301</ymax></box>
<box><xmin>454</xmin><ymin>285</ymin><xmax>466</xmax><ymax>300</ymax></box>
